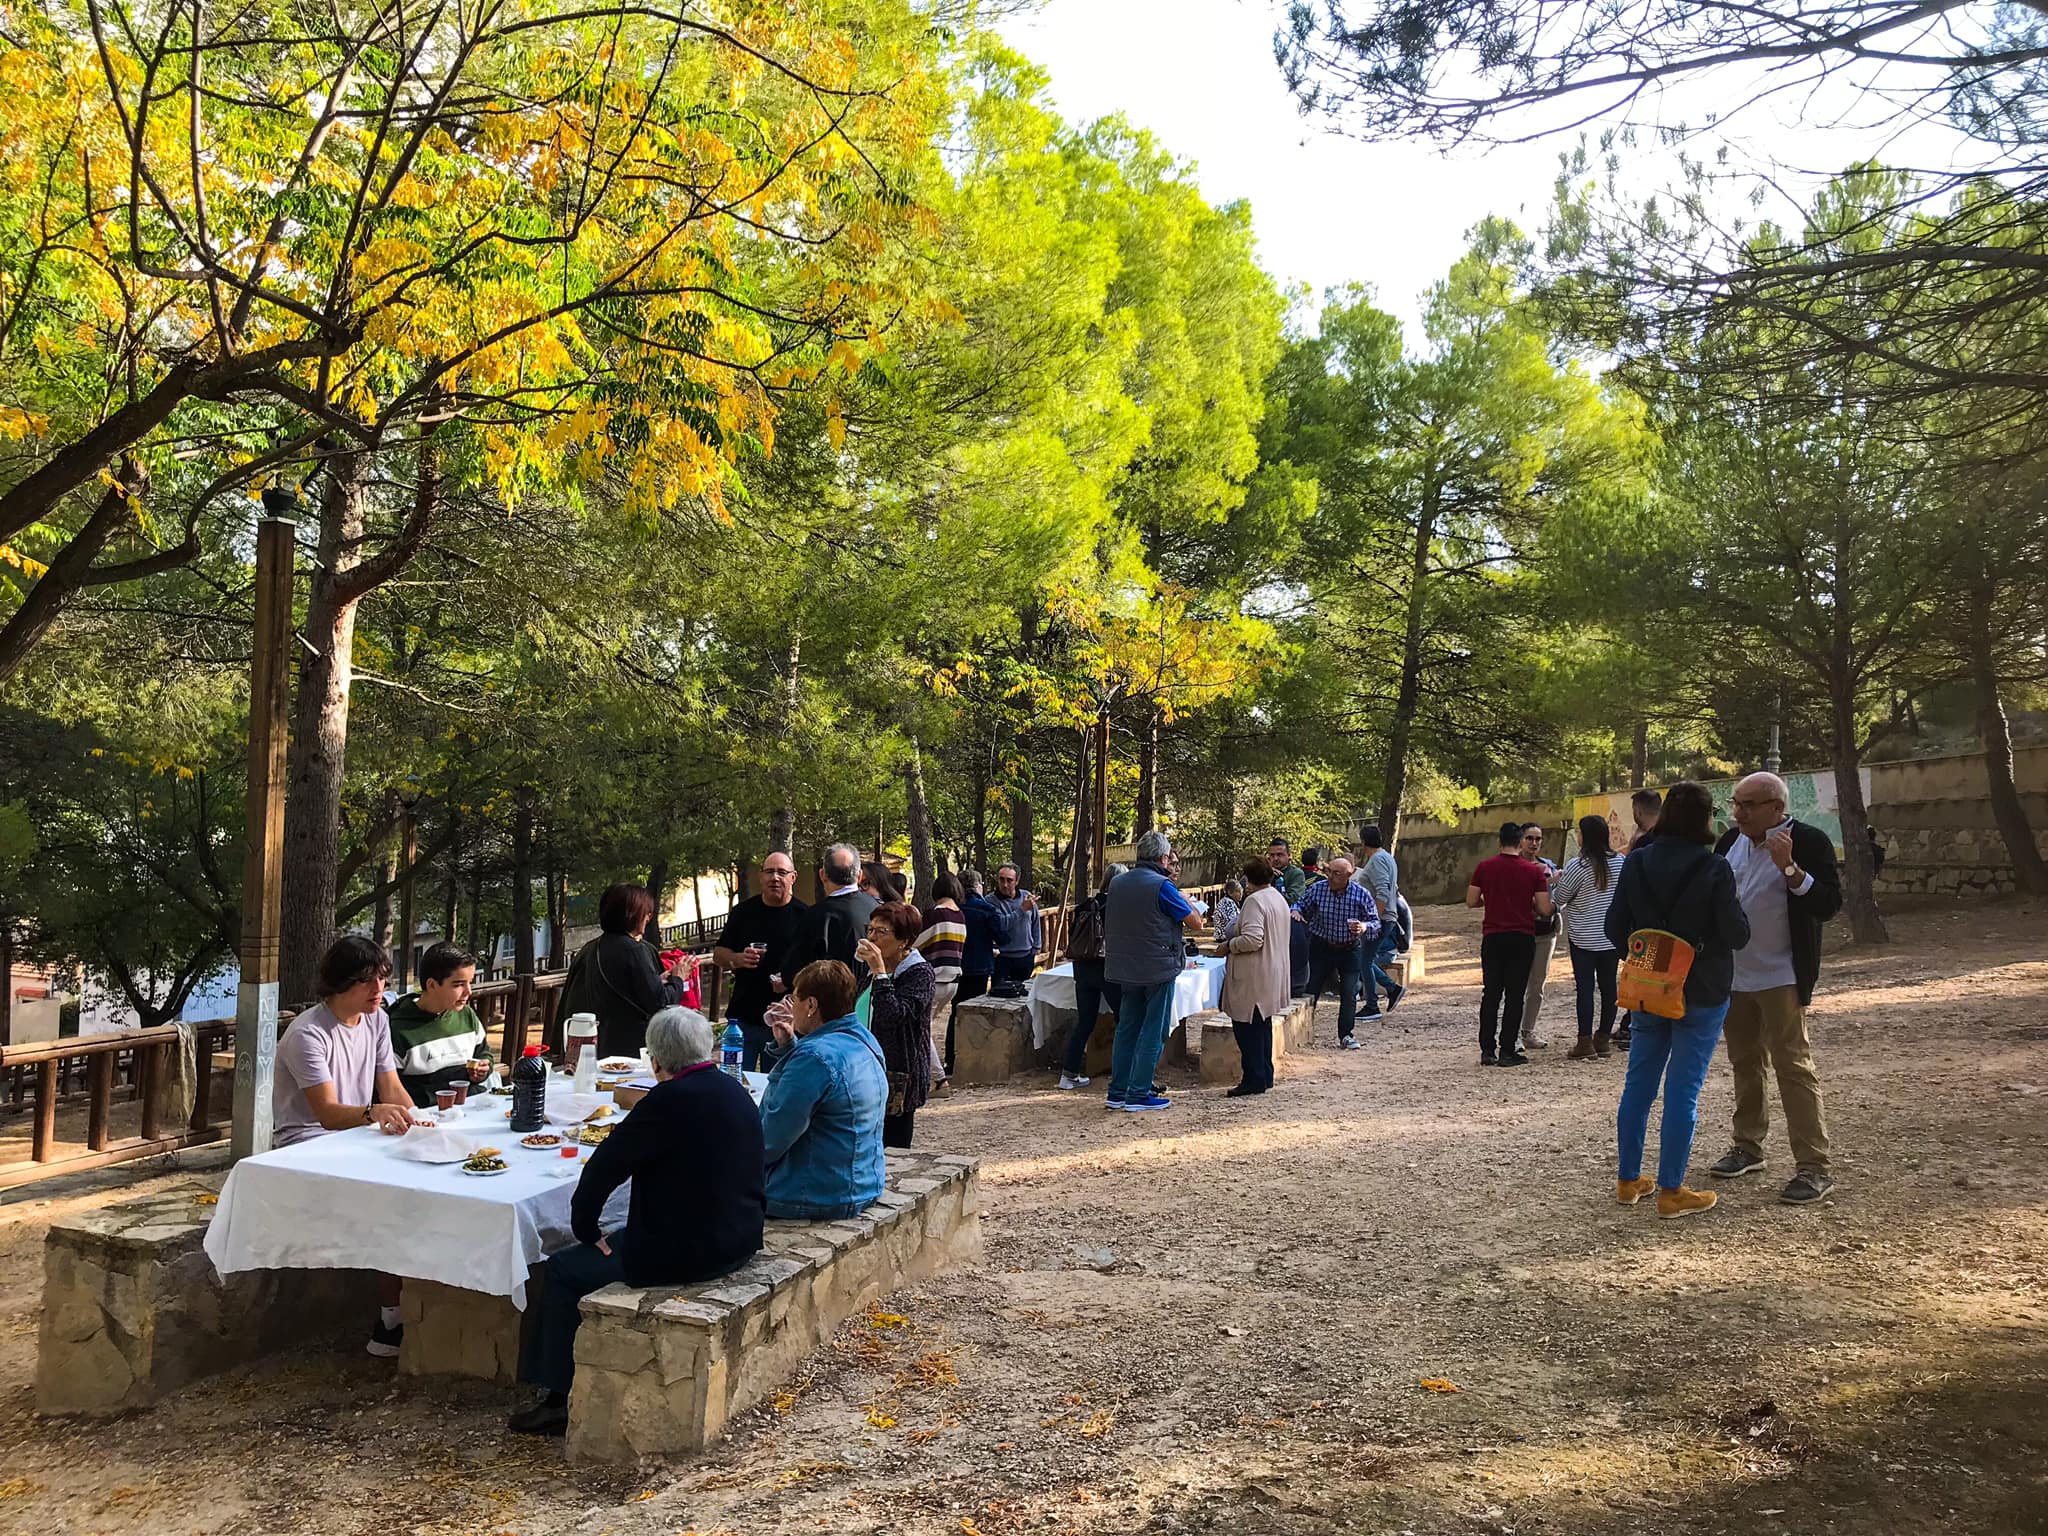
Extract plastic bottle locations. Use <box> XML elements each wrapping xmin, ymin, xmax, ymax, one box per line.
<box><xmin>720</xmin><ymin>1021</ymin><xmax>745</xmax><ymax>1080</ymax></box>
<box><xmin>509</xmin><ymin>1044</ymin><xmax>549</xmax><ymax>1133</ymax></box>
<box><xmin>573</xmin><ymin>1042</ymin><xmax>598</xmax><ymax>1095</ymax></box>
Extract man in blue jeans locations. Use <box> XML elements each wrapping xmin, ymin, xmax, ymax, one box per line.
<box><xmin>1354</xmin><ymin>826</ymin><xmax>1406</xmax><ymax>1017</ymax></box>
<box><xmin>1101</xmin><ymin>831</ymin><xmax>1206</xmax><ymax>1111</ymax></box>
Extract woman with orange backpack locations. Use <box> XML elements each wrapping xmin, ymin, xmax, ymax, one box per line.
<box><xmin>1604</xmin><ymin>782</ymin><xmax>1751</xmax><ymax>1220</ymax></box>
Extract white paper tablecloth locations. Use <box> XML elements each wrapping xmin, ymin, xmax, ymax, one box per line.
<box><xmin>1026</xmin><ymin>957</ymin><xmax>1226</xmax><ymax>1047</ymax></box>
<box><xmin>203</xmin><ymin>1073</ymin><xmax>767</xmax><ymax>1308</ymax></box>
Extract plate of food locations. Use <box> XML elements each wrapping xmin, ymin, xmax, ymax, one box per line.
<box><xmin>577</xmin><ymin>1124</ymin><xmax>612</xmax><ymax>1147</ymax></box>
<box><xmin>518</xmin><ymin>1131</ymin><xmax>563</xmax><ymax>1150</ymax></box>
<box><xmin>598</xmin><ymin>1058</ymin><xmax>638</xmax><ymax>1073</ymax></box>
<box><xmin>462</xmin><ymin>1150</ymin><xmax>509</xmax><ymax>1175</ymax></box>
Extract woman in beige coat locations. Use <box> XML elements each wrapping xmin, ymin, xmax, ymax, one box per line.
<box><xmin>1220</xmin><ymin>859</ymin><xmax>1292</xmax><ymax>1096</ymax></box>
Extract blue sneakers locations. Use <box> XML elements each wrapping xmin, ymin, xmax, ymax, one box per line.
<box><xmin>1121</xmin><ymin>1094</ymin><xmax>1172</xmax><ymax>1112</ymax></box>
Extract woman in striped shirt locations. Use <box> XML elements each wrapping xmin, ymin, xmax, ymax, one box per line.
<box><xmin>914</xmin><ymin>874</ymin><xmax>970</xmax><ymax>1085</ymax></box>
<box><xmin>1553</xmin><ymin>815</ymin><xmax>1628</xmax><ymax>1059</ymax></box>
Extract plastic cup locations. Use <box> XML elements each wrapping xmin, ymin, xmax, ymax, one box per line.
<box><xmin>435</xmin><ymin>1088</ymin><xmax>457</xmax><ymax>1114</ymax></box>
<box><xmin>449</xmin><ymin>1081</ymin><xmax>470</xmax><ymax>1105</ymax></box>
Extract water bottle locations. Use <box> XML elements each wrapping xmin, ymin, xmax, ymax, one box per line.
<box><xmin>509</xmin><ymin>1044</ymin><xmax>549</xmax><ymax>1133</ymax></box>
<box><xmin>721</xmin><ymin>1021</ymin><xmax>745</xmax><ymax>1080</ymax></box>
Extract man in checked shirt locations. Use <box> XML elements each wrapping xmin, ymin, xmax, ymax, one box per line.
<box><xmin>1291</xmin><ymin>856</ymin><xmax>1382</xmax><ymax>1051</ymax></box>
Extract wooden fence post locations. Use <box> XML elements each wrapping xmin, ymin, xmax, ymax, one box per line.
<box><xmin>233</xmin><ymin>515</ymin><xmax>294</xmax><ymax>1160</ymax></box>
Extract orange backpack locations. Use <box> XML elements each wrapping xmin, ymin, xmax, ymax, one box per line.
<box><xmin>1616</xmin><ymin>854</ymin><xmax>1713</xmax><ymax>1020</ymax></box>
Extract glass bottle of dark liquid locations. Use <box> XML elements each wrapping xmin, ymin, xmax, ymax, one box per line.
<box><xmin>509</xmin><ymin>1044</ymin><xmax>549</xmax><ymax>1133</ymax></box>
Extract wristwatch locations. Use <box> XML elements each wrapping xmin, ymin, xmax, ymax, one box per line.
<box><xmin>361</xmin><ymin>1105</ymin><xmax>374</xmax><ymax>1124</ymax></box>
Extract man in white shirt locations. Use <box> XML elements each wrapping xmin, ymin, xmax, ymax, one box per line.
<box><xmin>1708</xmin><ymin>772</ymin><xmax>1845</xmax><ymax>1205</ymax></box>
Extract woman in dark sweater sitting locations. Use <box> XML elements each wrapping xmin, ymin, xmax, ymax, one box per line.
<box><xmin>854</xmin><ymin>901</ymin><xmax>935</xmax><ymax>1148</ymax></box>
<box><xmin>555</xmin><ymin>882</ymin><xmax>689</xmax><ymax>1058</ymax></box>
<box><xmin>510</xmin><ymin>1006</ymin><xmax>764</xmax><ymax>1436</ymax></box>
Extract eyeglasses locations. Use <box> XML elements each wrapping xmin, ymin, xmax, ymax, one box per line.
<box><xmin>1731</xmin><ymin>798</ymin><xmax>1782</xmax><ymax>810</ymax></box>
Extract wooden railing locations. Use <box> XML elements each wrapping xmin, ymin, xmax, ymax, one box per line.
<box><xmin>0</xmin><ymin>1020</ymin><xmax>233</xmax><ymax>1191</ymax></box>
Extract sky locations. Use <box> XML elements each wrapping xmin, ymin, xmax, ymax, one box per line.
<box><xmin>997</xmin><ymin>0</ymin><xmax>1988</xmax><ymax>337</ymax></box>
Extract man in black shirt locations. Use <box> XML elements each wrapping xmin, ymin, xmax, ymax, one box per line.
<box><xmin>712</xmin><ymin>851</ymin><xmax>808</xmax><ymax>1070</ymax></box>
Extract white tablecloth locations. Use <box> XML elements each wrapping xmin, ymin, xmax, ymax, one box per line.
<box><xmin>1026</xmin><ymin>957</ymin><xmax>1226</xmax><ymax>1047</ymax></box>
<box><xmin>203</xmin><ymin>1073</ymin><xmax>767</xmax><ymax>1308</ymax></box>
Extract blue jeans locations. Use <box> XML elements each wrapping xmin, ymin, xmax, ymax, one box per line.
<box><xmin>1616</xmin><ymin>1001</ymin><xmax>1730</xmax><ymax>1189</ymax></box>
<box><xmin>1361</xmin><ymin>928</ymin><xmax>1400</xmax><ymax>1010</ymax></box>
<box><xmin>1107</xmin><ymin>979</ymin><xmax>1176</xmax><ymax>1102</ymax></box>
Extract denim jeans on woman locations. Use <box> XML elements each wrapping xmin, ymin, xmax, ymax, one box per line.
<box><xmin>1616</xmin><ymin>1000</ymin><xmax>1730</xmax><ymax>1189</ymax></box>
<box><xmin>1568</xmin><ymin>942</ymin><xmax>1620</xmax><ymax>1039</ymax></box>
<box><xmin>1066</xmin><ymin>959</ymin><xmax>1122</xmax><ymax>1076</ymax></box>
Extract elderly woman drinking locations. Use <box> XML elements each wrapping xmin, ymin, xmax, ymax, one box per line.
<box><xmin>855</xmin><ymin>901</ymin><xmax>935</xmax><ymax>1147</ymax></box>
<box><xmin>509</xmin><ymin>1007</ymin><xmax>764</xmax><ymax>1436</ymax></box>
<box><xmin>758</xmin><ymin>960</ymin><xmax>888</xmax><ymax>1219</ymax></box>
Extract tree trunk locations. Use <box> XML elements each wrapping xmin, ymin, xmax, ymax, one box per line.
<box><xmin>1971</xmin><ymin>600</ymin><xmax>2048</xmax><ymax>894</ymax></box>
<box><xmin>278</xmin><ymin>459</ymin><xmax>368</xmax><ymax>1003</ymax></box>
<box><xmin>1134</xmin><ymin>702</ymin><xmax>1162</xmax><ymax>838</ymax></box>
<box><xmin>1630</xmin><ymin>718</ymin><xmax>1649</xmax><ymax>789</ymax></box>
<box><xmin>1071</xmin><ymin>725</ymin><xmax>1094</xmax><ymax>899</ymax></box>
<box><xmin>1378</xmin><ymin>484</ymin><xmax>1438</xmax><ymax>851</ymax></box>
<box><xmin>546</xmin><ymin>862</ymin><xmax>567</xmax><ymax>968</ymax></box>
<box><xmin>1828</xmin><ymin>684</ymin><xmax>1889</xmax><ymax>944</ymax></box>
<box><xmin>371</xmin><ymin>853</ymin><xmax>395</xmax><ymax>950</ymax></box>
<box><xmin>769</xmin><ymin>634</ymin><xmax>801</xmax><ymax>855</ymax></box>
<box><xmin>511</xmin><ymin>793</ymin><xmax>536</xmax><ymax>974</ymax></box>
<box><xmin>0</xmin><ymin>921</ymin><xmax>12</xmax><ymax>1047</ymax></box>
<box><xmin>1010</xmin><ymin>783</ymin><xmax>1034</xmax><ymax>890</ymax></box>
<box><xmin>645</xmin><ymin>858</ymin><xmax>668</xmax><ymax>947</ymax></box>
<box><xmin>905</xmin><ymin>737</ymin><xmax>935</xmax><ymax>906</ymax></box>
<box><xmin>465</xmin><ymin>871</ymin><xmax>483</xmax><ymax>958</ymax></box>
<box><xmin>971</xmin><ymin>741</ymin><xmax>989</xmax><ymax>875</ymax></box>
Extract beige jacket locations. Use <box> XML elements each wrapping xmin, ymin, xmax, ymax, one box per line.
<box><xmin>1220</xmin><ymin>885</ymin><xmax>1292</xmax><ymax>1025</ymax></box>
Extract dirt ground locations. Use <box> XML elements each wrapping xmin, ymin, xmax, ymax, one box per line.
<box><xmin>2</xmin><ymin>898</ymin><xmax>2044</xmax><ymax>1536</ymax></box>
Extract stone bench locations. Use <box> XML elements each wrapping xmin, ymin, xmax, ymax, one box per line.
<box><xmin>1187</xmin><ymin>1002</ymin><xmax>1316</xmax><ymax>1086</ymax></box>
<box><xmin>37</xmin><ymin>1176</ymin><xmax>375</xmax><ymax>1417</ymax></box>
<box><xmin>950</xmin><ymin>995</ymin><xmax>1038</xmax><ymax>1085</ymax></box>
<box><xmin>565</xmin><ymin>1149</ymin><xmax>981</xmax><ymax>1461</ymax></box>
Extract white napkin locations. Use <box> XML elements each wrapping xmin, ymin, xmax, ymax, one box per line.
<box><xmin>544</xmin><ymin>1093</ymin><xmax>617</xmax><ymax>1128</ymax></box>
<box><xmin>390</xmin><ymin>1125</ymin><xmax>483</xmax><ymax>1163</ymax></box>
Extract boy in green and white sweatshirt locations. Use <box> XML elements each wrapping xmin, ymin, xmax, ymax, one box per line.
<box><xmin>387</xmin><ymin>941</ymin><xmax>492</xmax><ymax>1107</ymax></box>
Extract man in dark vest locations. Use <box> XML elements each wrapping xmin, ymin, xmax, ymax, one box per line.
<box><xmin>1102</xmin><ymin>830</ymin><xmax>1208</xmax><ymax>1112</ymax></box>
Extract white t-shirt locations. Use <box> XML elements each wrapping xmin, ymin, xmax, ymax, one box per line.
<box><xmin>271</xmin><ymin>1002</ymin><xmax>399</xmax><ymax>1146</ymax></box>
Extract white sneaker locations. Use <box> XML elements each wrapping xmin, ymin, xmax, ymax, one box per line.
<box><xmin>1059</xmin><ymin>1073</ymin><xmax>1091</xmax><ymax>1090</ymax></box>
<box><xmin>1523</xmin><ymin>1033</ymin><xmax>1550</xmax><ymax>1049</ymax></box>
<box><xmin>1339</xmin><ymin>1037</ymin><xmax>1363</xmax><ymax>1051</ymax></box>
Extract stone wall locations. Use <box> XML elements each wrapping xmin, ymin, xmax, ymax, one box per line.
<box><xmin>566</xmin><ymin>1149</ymin><xmax>981</xmax><ymax>1461</ymax></box>
<box><xmin>38</xmin><ymin>1177</ymin><xmax>375</xmax><ymax>1417</ymax></box>
<box><xmin>1392</xmin><ymin>747</ymin><xmax>2048</xmax><ymax>904</ymax></box>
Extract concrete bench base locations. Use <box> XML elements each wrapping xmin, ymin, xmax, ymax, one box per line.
<box><xmin>950</xmin><ymin>996</ymin><xmax>1037</xmax><ymax>1085</ymax></box>
<box><xmin>37</xmin><ymin>1177</ymin><xmax>375</xmax><ymax>1417</ymax></box>
<box><xmin>400</xmin><ymin>1273</ymin><xmax>542</xmax><ymax>1384</ymax></box>
<box><xmin>565</xmin><ymin>1150</ymin><xmax>982</xmax><ymax>1461</ymax></box>
<box><xmin>1192</xmin><ymin>1002</ymin><xmax>1314</xmax><ymax>1086</ymax></box>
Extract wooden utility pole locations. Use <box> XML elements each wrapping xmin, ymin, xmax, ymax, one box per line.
<box><xmin>397</xmin><ymin>810</ymin><xmax>417</xmax><ymax>988</ymax></box>
<box><xmin>233</xmin><ymin>515</ymin><xmax>294</xmax><ymax>1160</ymax></box>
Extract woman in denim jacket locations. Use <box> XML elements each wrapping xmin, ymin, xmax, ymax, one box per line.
<box><xmin>759</xmin><ymin>960</ymin><xmax>888</xmax><ymax>1219</ymax></box>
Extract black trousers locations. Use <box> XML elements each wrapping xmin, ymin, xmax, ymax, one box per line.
<box><xmin>1288</xmin><ymin>918</ymin><xmax>1310</xmax><ymax>995</ymax></box>
<box><xmin>1066</xmin><ymin>959</ymin><xmax>1122</xmax><ymax>1075</ymax></box>
<box><xmin>945</xmin><ymin>973</ymin><xmax>991</xmax><ymax>1074</ymax></box>
<box><xmin>1569</xmin><ymin>942</ymin><xmax>1620</xmax><ymax>1039</ymax></box>
<box><xmin>883</xmin><ymin>1108</ymin><xmax>915</xmax><ymax>1147</ymax></box>
<box><xmin>1309</xmin><ymin>937</ymin><xmax>1363</xmax><ymax>1040</ymax></box>
<box><xmin>1232</xmin><ymin>1008</ymin><xmax>1274</xmax><ymax>1092</ymax></box>
<box><xmin>994</xmin><ymin>953</ymin><xmax>1036</xmax><ymax>985</ymax></box>
<box><xmin>1479</xmin><ymin>932</ymin><xmax>1536</xmax><ymax>1056</ymax></box>
<box><xmin>521</xmin><ymin>1232</ymin><xmax>631</xmax><ymax>1397</ymax></box>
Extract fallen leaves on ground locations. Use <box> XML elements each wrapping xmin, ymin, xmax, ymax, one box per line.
<box><xmin>1420</xmin><ymin>1378</ymin><xmax>1461</xmax><ymax>1393</ymax></box>
<box><xmin>0</xmin><ymin>1477</ymin><xmax>42</xmax><ymax>1498</ymax></box>
<box><xmin>898</xmin><ymin>1350</ymin><xmax>959</xmax><ymax>1390</ymax></box>
<box><xmin>1076</xmin><ymin>1409</ymin><xmax>1116</xmax><ymax>1439</ymax></box>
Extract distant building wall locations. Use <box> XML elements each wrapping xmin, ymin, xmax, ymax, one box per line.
<box><xmin>1389</xmin><ymin>749</ymin><xmax>2048</xmax><ymax>904</ymax></box>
